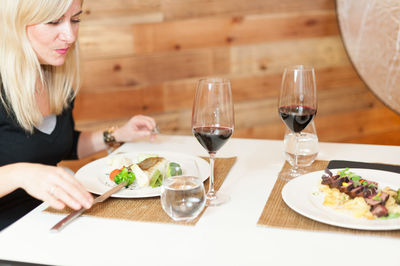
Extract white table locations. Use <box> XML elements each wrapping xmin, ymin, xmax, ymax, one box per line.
<box><xmin>1</xmin><ymin>135</ymin><xmax>400</xmax><ymax>266</ymax></box>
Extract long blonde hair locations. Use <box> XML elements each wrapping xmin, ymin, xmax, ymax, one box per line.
<box><xmin>0</xmin><ymin>0</ymin><xmax>80</xmax><ymax>132</ymax></box>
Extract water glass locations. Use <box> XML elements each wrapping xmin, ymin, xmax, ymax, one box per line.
<box><xmin>283</xmin><ymin>120</ymin><xmax>319</xmax><ymax>167</ymax></box>
<box><xmin>160</xmin><ymin>176</ymin><xmax>206</xmax><ymax>222</ymax></box>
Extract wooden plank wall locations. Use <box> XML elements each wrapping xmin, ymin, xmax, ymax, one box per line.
<box><xmin>74</xmin><ymin>0</ymin><xmax>400</xmax><ymax>145</ymax></box>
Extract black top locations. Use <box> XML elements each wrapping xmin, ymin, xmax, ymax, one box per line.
<box><xmin>0</xmin><ymin>80</ymin><xmax>81</xmax><ymax>231</ymax></box>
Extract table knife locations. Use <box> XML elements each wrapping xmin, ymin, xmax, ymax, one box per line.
<box><xmin>50</xmin><ymin>180</ymin><xmax>128</xmax><ymax>232</ymax></box>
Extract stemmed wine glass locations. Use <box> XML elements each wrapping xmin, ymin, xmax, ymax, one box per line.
<box><xmin>278</xmin><ymin>65</ymin><xmax>317</xmax><ymax>179</ymax></box>
<box><xmin>192</xmin><ymin>78</ymin><xmax>234</xmax><ymax>206</ymax></box>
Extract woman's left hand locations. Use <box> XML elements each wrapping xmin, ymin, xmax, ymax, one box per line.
<box><xmin>113</xmin><ymin>115</ymin><xmax>157</xmax><ymax>142</ymax></box>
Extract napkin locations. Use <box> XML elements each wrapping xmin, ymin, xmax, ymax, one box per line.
<box><xmin>327</xmin><ymin>160</ymin><xmax>400</xmax><ymax>174</ymax></box>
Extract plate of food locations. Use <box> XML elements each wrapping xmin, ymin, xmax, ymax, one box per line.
<box><xmin>75</xmin><ymin>151</ymin><xmax>209</xmax><ymax>198</ymax></box>
<box><xmin>282</xmin><ymin>168</ymin><xmax>400</xmax><ymax>230</ymax></box>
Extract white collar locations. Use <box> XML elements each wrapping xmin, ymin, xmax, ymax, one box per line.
<box><xmin>36</xmin><ymin>115</ymin><xmax>57</xmax><ymax>134</ymax></box>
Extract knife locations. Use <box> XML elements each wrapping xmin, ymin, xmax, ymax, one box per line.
<box><xmin>50</xmin><ymin>180</ymin><xmax>128</xmax><ymax>232</ymax></box>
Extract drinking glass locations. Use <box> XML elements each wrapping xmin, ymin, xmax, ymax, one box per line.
<box><xmin>161</xmin><ymin>176</ymin><xmax>206</xmax><ymax>222</ymax></box>
<box><xmin>192</xmin><ymin>78</ymin><xmax>234</xmax><ymax>206</ymax></box>
<box><xmin>278</xmin><ymin>65</ymin><xmax>317</xmax><ymax>179</ymax></box>
<box><xmin>284</xmin><ymin>120</ymin><xmax>318</xmax><ymax>167</ymax></box>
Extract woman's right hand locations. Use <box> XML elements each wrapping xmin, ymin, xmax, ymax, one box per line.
<box><xmin>10</xmin><ymin>163</ymin><xmax>93</xmax><ymax>210</ymax></box>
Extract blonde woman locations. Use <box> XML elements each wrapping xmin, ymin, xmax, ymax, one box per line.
<box><xmin>0</xmin><ymin>0</ymin><xmax>157</xmax><ymax>230</ymax></box>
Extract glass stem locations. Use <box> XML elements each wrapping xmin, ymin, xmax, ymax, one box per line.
<box><xmin>294</xmin><ymin>132</ymin><xmax>300</xmax><ymax>171</ymax></box>
<box><xmin>207</xmin><ymin>152</ymin><xmax>216</xmax><ymax>198</ymax></box>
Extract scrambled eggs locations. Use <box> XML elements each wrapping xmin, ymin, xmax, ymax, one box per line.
<box><xmin>319</xmin><ymin>184</ymin><xmax>375</xmax><ymax>219</ymax></box>
<box><xmin>320</xmin><ymin>184</ymin><xmax>400</xmax><ymax>219</ymax></box>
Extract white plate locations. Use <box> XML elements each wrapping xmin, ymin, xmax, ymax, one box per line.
<box><xmin>75</xmin><ymin>151</ymin><xmax>209</xmax><ymax>198</ymax></box>
<box><xmin>282</xmin><ymin>168</ymin><xmax>400</xmax><ymax>230</ymax></box>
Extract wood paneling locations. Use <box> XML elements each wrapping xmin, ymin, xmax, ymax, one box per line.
<box><xmin>161</xmin><ymin>0</ymin><xmax>334</xmax><ymax>20</ymax></box>
<box><xmin>80</xmin><ymin>48</ymin><xmax>230</xmax><ymax>90</ymax></box>
<box><xmin>229</xmin><ymin>36</ymin><xmax>348</xmax><ymax>75</ymax></box>
<box><xmin>78</xmin><ymin>36</ymin><xmax>347</xmax><ymax>93</ymax></box>
<box><xmin>74</xmin><ymin>0</ymin><xmax>400</xmax><ymax>146</ymax></box>
<box><xmin>79</xmin><ymin>10</ymin><xmax>339</xmax><ymax>59</ymax></box>
<box><xmin>82</xmin><ymin>0</ymin><xmax>162</xmax><ymax>24</ymax></box>
<box><xmin>132</xmin><ymin>10</ymin><xmax>338</xmax><ymax>55</ymax></box>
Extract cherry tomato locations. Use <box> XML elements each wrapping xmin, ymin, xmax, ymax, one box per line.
<box><xmin>109</xmin><ymin>168</ymin><xmax>122</xmax><ymax>182</ymax></box>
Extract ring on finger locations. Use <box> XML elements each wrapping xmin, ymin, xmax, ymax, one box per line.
<box><xmin>49</xmin><ymin>186</ymin><xmax>57</xmax><ymax>197</ymax></box>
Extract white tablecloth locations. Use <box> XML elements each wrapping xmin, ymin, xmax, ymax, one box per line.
<box><xmin>0</xmin><ymin>135</ymin><xmax>400</xmax><ymax>266</ymax></box>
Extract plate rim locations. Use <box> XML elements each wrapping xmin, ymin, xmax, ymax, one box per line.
<box><xmin>281</xmin><ymin>168</ymin><xmax>400</xmax><ymax>231</ymax></box>
<box><xmin>75</xmin><ymin>150</ymin><xmax>209</xmax><ymax>198</ymax></box>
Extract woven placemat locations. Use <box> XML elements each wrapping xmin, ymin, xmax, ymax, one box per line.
<box><xmin>46</xmin><ymin>157</ymin><xmax>236</xmax><ymax>226</ymax></box>
<box><xmin>257</xmin><ymin>160</ymin><xmax>400</xmax><ymax>238</ymax></box>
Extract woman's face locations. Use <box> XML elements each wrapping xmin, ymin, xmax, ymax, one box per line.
<box><xmin>26</xmin><ymin>0</ymin><xmax>82</xmax><ymax>66</ymax></box>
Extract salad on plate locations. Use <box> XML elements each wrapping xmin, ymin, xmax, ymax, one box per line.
<box><xmin>106</xmin><ymin>153</ymin><xmax>183</xmax><ymax>189</ymax></box>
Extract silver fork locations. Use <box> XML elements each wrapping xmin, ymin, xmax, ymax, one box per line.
<box><xmin>151</xmin><ymin>125</ymin><xmax>160</xmax><ymax>135</ymax></box>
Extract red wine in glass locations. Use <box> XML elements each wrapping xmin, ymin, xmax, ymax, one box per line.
<box><xmin>193</xmin><ymin>126</ymin><xmax>233</xmax><ymax>153</ymax></box>
<box><xmin>279</xmin><ymin>105</ymin><xmax>317</xmax><ymax>133</ymax></box>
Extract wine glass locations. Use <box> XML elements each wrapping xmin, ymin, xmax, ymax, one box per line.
<box><xmin>278</xmin><ymin>65</ymin><xmax>317</xmax><ymax>179</ymax></box>
<box><xmin>192</xmin><ymin>78</ymin><xmax>234</xmax><ymax>206</ymax></box>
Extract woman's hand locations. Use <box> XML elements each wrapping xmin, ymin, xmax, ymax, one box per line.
<box><xmin>11</xmin><ymin>163</ymin><xmax>93</xmax><ymax>210</ymax></box>
<box><xmin>77</xmin><ymin>115</ymin><xmax>157</xmax><ymax>159</ymax></box>
<box><xmin>114</xmin><ymin>115</ymin><xmax>157</xmax><ymax>142</ymax></box>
